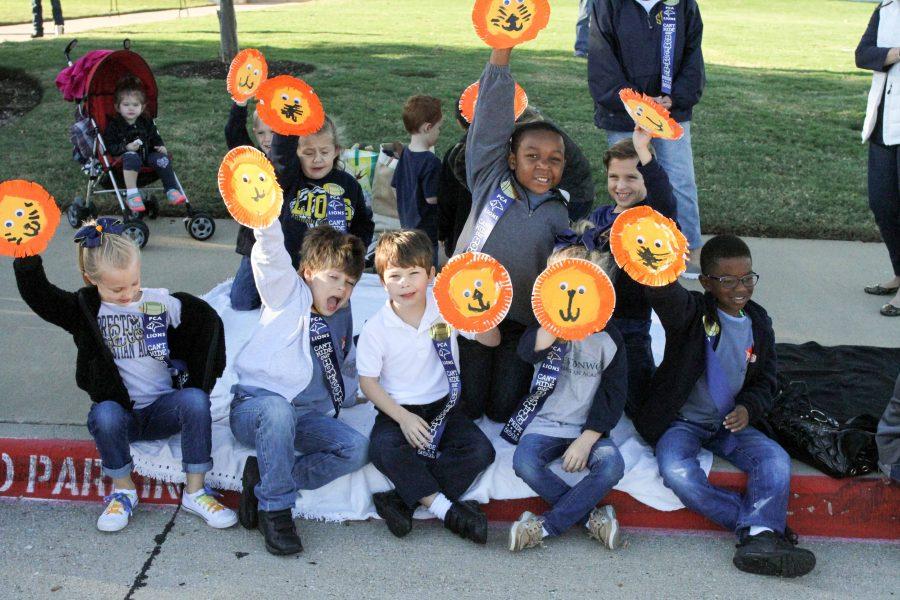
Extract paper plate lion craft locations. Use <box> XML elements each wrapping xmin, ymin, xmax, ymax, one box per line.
<box><xmin>255</xmin><ymin>75</ymin><xmax>325</xmax><ymax>136</ymax></box>
<box><xmin>472</xmin><ymin>0</ymin><xmax>551</xmax><ymax>49</ymax></box>
<box><xmin>226</xmin><ymin>48</ymin><xmax>269</xmax><ymax>103</ymax></box>
<box><xmin>532</xmin><ymin>258</ymin><xmax>616</xmax><ymax>341</ymax></box>
<box><xmin>618</xmin><ymin>88</ymin><xmax>684</xmax><ymax>141</ymax></box>
<box><xmin>218</xmin><ymin>146</ymin><xmax>283</xmax><ymax>229</ymax></box>
<box><xmin>433</xmin><ymin>252</ymin><xmax>513</xmax><ymax>334</ymax></box>
<box><xmin>609</xmin><ymin>205</ymin><xmax>688</xmax><ymax>286</ymax></box>
<box><xmin>0</xmin><ymin>179</ymin><xmax>61</xmax><ymax>258</ymax></box>
<box><xmin>459</xmin><ymin>80</ymin><xmax>528</xmax><ymax>124</ymax></box>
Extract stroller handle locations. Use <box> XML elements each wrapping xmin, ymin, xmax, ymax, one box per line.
<box><xmin>64</xmin><ymin>39</ymin><xmax>78</xmax><ymax>66</ymax></box>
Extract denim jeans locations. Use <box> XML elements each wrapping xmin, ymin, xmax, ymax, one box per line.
<box><xmin>121</xmin><ymin>150</ymin><xmax>179</xmax><ymax>191</ymax></box>
<box><xmin>87</xmin><ymin>389</ymin><xmax>214</xmax><ymax>479</ymax></box>
<box><xmin>230</xmin><ymin>256</ymin><xmax>262</xmax><ymax>311</ymax></box>
<box><xmin>608</xmin><ymin>316</ymin><xmax>655</xmax><ymax>416</ymax></box>
<box><xmin>229</xmin><ymin>385</ymin><xmax>369</xmax><ymax>512</ymax></box>
<box><xmin>867</xmin><ymin>141</ymin><xmax>900</xmax><ymax>276</ymax></box>
<box><xmin>574</xmin><ymin>0</ymin><xmax>592</xmax><ymax>54</ymax></box>
<box><xmin>513</xmin><ymin>433</ymin><xmax>624</xmax><ymax>536</ymax></box>
<box><xmin>656</xmin><ymin>420</ymin><xmax>791</xmax><ymax>534</ymax></box>
<box><xmin>32</xmin><ymin>0</ymin><xmax>64</xmax><ymax>34</ymax></box>
<box><xmin>607</xmin><ymin>123</ymin><xmax>702</xmax><ymax>249</ymax></box>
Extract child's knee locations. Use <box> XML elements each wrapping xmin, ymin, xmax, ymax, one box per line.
<box><xmin>591</xmin><ymin>444</ymin><xmax>625</xmax><ymax>482</ymax></box>
<box><xmin>512</xmin><ymin>445</ymin><xmax>543</xmax><ymax>480</ymax></box>
<box><xmin>179</xmin><ymin>388</ymin><xmax>211</xmax><ymax>418</ymax></box>
<box><xmin>121</xmin><ymin>151</ymin><xmax>141</xmax><ymax>171</ymax></box>
<box><xmin>345</xmin><ymin>435</ymin><xmax>370</xmax><ymax>470</ymax></box>
<box><xmin>150</xmin><ymin>152</ymin><xmax>171</xmax><ymax>170</ymax></box>
<box><xmin>87</xmin><ymin>401</ymin><xmax>128</xmax><ymax>435</ymax></box>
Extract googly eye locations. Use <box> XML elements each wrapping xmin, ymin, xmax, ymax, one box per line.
<box><xmin>3</xmin><ymin>220</ymin><xmax>12</xmax><ymax>228</ymax></box>
<box><xmin>254</xmin><ymin>69</ymin><xmax>260</xmax><ymax>75</ymax></box>
<box><xmin>474</xmin><ymin>279</ymin><xmax>482</xmax><ymax>288</ymax></box>
<box><xmin>577</xmin><ymin>286</ymin><xmax>586</xmax><ymax>294</ymax></box>
<box><xmin>654</xmin><ymin>240</ymin><xmax>663</xmax><ymax>249</ymax></box>
<box><xmin>258</xmin><ymin>174</ymin><xmax>266</xmax><ymax>182</ymax></box>
<box><xmin>636</xmin><ymin>236</ymin><xmax>645</xmax><ymax>245</ymax></box>
<box><xmin>15</xmin><ymin>209</ymin><xmax>24</xmax><ymax>217</ymax></box>
<box><xmin>246</xmin><ymin>64</ymin><xmax>252</xmax><ymax>71</ymax></box>
<box><xmin>293</xmin><ymin>98</ymin><xmax>301</xmax><ymax>105</ymax></box>
<box><xmin>242</xmin><ymin>175</ymin><xmax>250</xmax><ymax>183</ymax></box>
<box><xmin>463</xmin><ymin>289</ymin><xmax>471</xmax><ymax>298</ymax></box>
<box><xmin>281</xmin><ymin>93</ymin><xmax>289</xmax><ymax>101</ymax></box>
<box><xmin>635</xmin><ymin>106</ymin><xmax>644</xmax><ymax>116</ymax></box>
<box><xmin>559</xmin><ymin>282</ymin><xmax>568</xmax><ymax>291</ymax></box>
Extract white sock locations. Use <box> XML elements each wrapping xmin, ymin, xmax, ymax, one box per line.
<box><xmin>748</xmin><ymin>526</ymin><xmax>773</xmax><ymax>536</ymax></box>
<box><xmin>126</xmin><ymin>187</ymin><xmax>138</xmax><ymax>196</ymax></box>
<box><xmin>427</xmin><ymin>493</ymin><xmax>452</xmax><ymax>521</ymax></box>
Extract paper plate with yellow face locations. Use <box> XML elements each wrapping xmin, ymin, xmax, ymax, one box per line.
<box><xmin>618</xmin><ymin>88</ymin><xmax>684</xmax><ymax>141</ymax></box>
<box><xmin>218</xmin><ymin>146</ymin><xmax>283</xmax><ymax>229</ymax></box>
<box><xmin>226</xmin><ymin>48</ymin><xmax>269</xmax><ymax>103</ymax></box>
<box><xmin>0</xmin><ymin>179</ymin><xmax>61</xmax><ymax>258</ymax></box>
<box><xmin>609</xmin><ymin>205</ymin><xmax>688</xmax><ymax>286</ymax></box>
<box><xmin>532</xmin><ymin>258</ymin><xmax>615</xmax><ymax>341</ymax></box>
<box><xmin>459</xmin><ymin>80</ymin><xmax>528</xmax><ymax>125</ymax></box>
<box><xmin>472</xmin><ymin>0</ymin><xmax>551</xmax><ymax>49</ymax></box>
<box><xmin>433</xmin><ymin>251</ymin><xmax>513</xmax><ymax>334</ymax></box>
<box><xmin>255</xmin><ymin>75</ymin><xmax>325</xmax><ymax>136</ymax></box>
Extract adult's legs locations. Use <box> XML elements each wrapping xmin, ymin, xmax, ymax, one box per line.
<box><xmin>230</xmin><ymin>255</ymin><xmax>262</xmax><ymax>311</ymax></box>
<box><xmin>31</xmin><ymin>0</ymin><xmax>43</xmax><ymax>36</ymax></box>
<box><xmin>867</xmin><ymin>142</ymin><xmax>900</xmax><ymax>287</ymax></box>
<box><xmin>428</xmin><ymin>410</ymin><xmax>496</xmax><ymax>500</ymax></box>
<box><xmin>651</xmin><ymin>122</ymin><xmax>702</xmax><ymax>250</ymax></box>
<box><xmin>574</xmin><ymin>0</ymin><xmax>592</xmax><ymax>56</ymax></box>
<box><xmin>291</xmin><ymin>410</ymin><xmax>369</xmax><ymax>490</ymax></box>
<box><xmin>50</xmin><ymin>0</ymin><xmax>63</xmax><ymax>25</ymax></box>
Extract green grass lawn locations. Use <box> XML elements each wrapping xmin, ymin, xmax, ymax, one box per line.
<box><xmin>0</xmin><ymin>0</ymin><xmax>883</xmax><ymax>240</ymax></box>
<box><xmin>0</xmin><ymin>1</ymin><xmax>213</xmax><ymax>26</ymax></box>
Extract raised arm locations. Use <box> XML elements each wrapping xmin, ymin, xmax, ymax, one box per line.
<box><xmin>269</xmin><ymin>132</ymin><xmax>301</xmax><ymax>191</ymax></box>
<box><xmin>645</xmin><ymin>280</ymin><xmax>699</xmax><ymax>334</ymax></box>
<box><xmin>13</xmin><ymin>255</ymin><xmax>82</xmax><ymax>334</ymax></box>
<box><xmin>224</xmin><ymin>102</ymin><xmax>254</xmax><ymax>150</ymax></box>
<box><xmin>250</xmin><ymin>220</ymin><xmax>310</xmax><ymax>312</ymax></box>
<box><xmin>465</xmin><ymin>48</ymin><xmax>516</xmax><ymax>192</ymax></box>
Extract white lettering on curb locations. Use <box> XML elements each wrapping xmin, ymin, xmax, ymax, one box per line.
<box><xmin>0</xmin><ymin>453</ymin><xmax>12</xmax><ymax>493</ymax></box>
<box><xmin>52</xmin><ymin>457</ymin><xmax>78</xmax><ymax>496</ymax></box>
<box><xmin>27</xmin><ymin>455</ymin><xmax>51</xmax><ymax>493</ymax></box>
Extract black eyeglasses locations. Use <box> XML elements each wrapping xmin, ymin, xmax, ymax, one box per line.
<box><xmin>702</xmin><ymin>272</ymin><xmax>760</xmax><ymax>289</ymax></box>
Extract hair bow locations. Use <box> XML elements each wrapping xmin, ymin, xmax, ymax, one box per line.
<box><xmin>553</xmin><ymin>226</ymin><xmax>608</xmax><ymax>253</ymax></box>
<box><xmin>74</xmin><ymin>217</ymin><xmax>125</xmax><ymax>248</ymax></box>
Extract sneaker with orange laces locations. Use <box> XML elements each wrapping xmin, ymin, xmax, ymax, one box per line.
<box><xmin>166</xmin><ymin>189</ymin><xmax>187</xmax><ymax>206</ymax></box>
<box><xmin>181</xmin><ymin>486</ymin><xmax>238</xmax><ymax>529</ymax></box>
<box><xmin>97</xmin><ymin>489</ymin><xmax>139</xmax><ymax>532</ymax></box>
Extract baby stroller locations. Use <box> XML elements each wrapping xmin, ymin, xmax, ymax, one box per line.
<box><xmin>58</xmin><ymin>39</ymin><xmax>215</xmax><ymax>248</ymax></box>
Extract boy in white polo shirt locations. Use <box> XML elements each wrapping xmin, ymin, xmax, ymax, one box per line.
<box><xmin>358</xmin><ymin>229</ymin><xmax>500</xmax><ymax>544</ymax></box>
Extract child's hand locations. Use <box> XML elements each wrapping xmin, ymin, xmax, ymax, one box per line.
<box><xmin>125</xmin><ymin>140</ymin><xmax>142</xmax><ymax>152</ymax></box>
<box><xmin>398</xmin><ymin>408</ymin><xmax>433</xmax><ymax>450</ymax></box>
<box><xmin>155</xmin><ymin>145</ymin><xmax>167</xmax><ymax>155</ymax></box>
<box><xmin>654</xmin><ymin>95</ymin><xmax>673</xmax><ymax>110</ymax></box>
<box><xmin>562</xmin><ymin>436</ymin><xmax>594</xmax><ymax>472</ymax></box>
<box><xmin>724</xmin><ymin>405</ymin><xmax>749</xmax><ymax>432</ymax></box>
<box><xmin>632</xmin><ymin>126</ymin><xmax>653</xmax><ymax>165</ymax></box>
<box><xmin>236</xmin><ymin>99</ymin><xmax>248</xmax><ymax>107</ymax></box>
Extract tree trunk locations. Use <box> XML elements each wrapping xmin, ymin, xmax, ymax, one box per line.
<box><xmin>218</xmin><ymin>0</ymin><xmax>239</xmax><ymax>63</ymax></box>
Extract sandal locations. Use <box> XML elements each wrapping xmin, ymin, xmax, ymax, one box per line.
<box><xmin>864</xmin><ymin>284</ymin><xmax>899</xmax><ymax>296</ymax></box>
<box><xmin>880</xmin><ymin>304</ymin><xmax>900</xmax><ymax>317</ymax></box>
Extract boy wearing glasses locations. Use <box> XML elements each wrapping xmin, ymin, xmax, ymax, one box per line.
<box><xmin>631</xmin><ymin>234</ymin><xmax>816</xmax><ymax>578</ymax></box>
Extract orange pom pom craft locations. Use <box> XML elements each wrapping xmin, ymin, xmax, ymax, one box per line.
<box><xmin>255</xmin><ymin>75</ymin><xmax>325</xmax><ymax>136</ymax></box>
<box><xmin>618</xmin><ymin>88</ymin><xmax>684</xmax><ymax>140</ymax></box>
<box><xmin>472</xmin><ymin>0</ymin><xmax>551</xmax><ymax>49</ymax></box>
<box><xmin>433</xmin><ymin>251</ymin><xmax>513</xmax><ymax>334</ymax></box>
<box><xmin>218</xmin><ymin>146</ymin><xmax>283</xmax><ymax>229</ymax></box>
<box><xmin>532</xmin><ymin>258</ymin><xmax>615</xmax><ymax>341</ymax></box>
<box><xmin>0</xmin><ymin>179</ymin><xmax>61</xmax><ymax>258</ymax></box>
<box><xmin>609</xmin><ymin>205</ymin><xmax>688</xmax><ymax>286</ymax></box>
<box><xmin>226</xmin><ymin>48</ymin><xmax>269</xmax><ymax>103</ymax></box>
<box><xmin>459</xmin><ymin>80</ymin><xmax>528</xmax><ymax>125</ymax></box>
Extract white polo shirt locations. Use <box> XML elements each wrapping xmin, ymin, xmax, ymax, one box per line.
<box><xmin>357</xmin><ymin>290</ymin><xmax>468</xmax><ymax>406</ymax></box>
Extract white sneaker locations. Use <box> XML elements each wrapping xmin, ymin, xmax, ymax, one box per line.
<box><xmin>181</xmin><ymin>487</ymin><xmax>238</xmax><ymax>529</ymax></box>
<box><xmin>97</xmin><ymin>490</ymin><xmax>139</xmax><ymax>532</ymax></box>
<box><xmin>509</xmin><ymin>511</ymin><xmax>544</xmax><ymax>552</ymax></box>
<box><xmin>587</xmin><ymin>505</ymin><xmax>622</xmax><ymax>550</ymax></box>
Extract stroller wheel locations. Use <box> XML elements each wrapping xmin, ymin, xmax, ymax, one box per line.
<box><xmin>121</xmin><ymin>219</ymin><xmax>150</xmax><ymax>249</ymax></box>
<box><xmin>185</xmin><ymin>213</ymin><xmax>215</xmax><ymax>241</ymax></box>
<box><xmin>146</xmin><ymin>194</ymin><xmax>160</xmax><ymax>220</ymax></box>
<box><xmin>64</xmin><ymin>202</ymin><xmax>82</xmax><ymax>228</ymax></box>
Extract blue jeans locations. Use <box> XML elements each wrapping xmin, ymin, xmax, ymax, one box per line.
<box><xmin>229</xmin><ymin>385</ymin><xmax>369</xmax><ymax>512</ymax></box>
<box><xmin>513</xmin><ymin>433</ymin><xmax>625</xmax><ymax>536</ymax></box>
<box><xmin>87</xmin><ymin>389</ymin><xmax>214</xmax><ymax>479</ymax></box>
<box><xmin>656</xmin><ymin>420</ymin><xmax>791</xmax><ymax>534</ymax></box>
<box><xmin>609</xmin><ymin>317</ymin><xmax>655</xmax><ymax>416</ymax></box>
<box><xmin>121</xmin><ymin>150</ymin><xmax>179</xmax><ymax>191</ymax></box>
<box><xmin>607</xmin><ymin>123</ymin><xmax>702</xmax><ymax>249</ymax></box>
<box><xmin>575</xmin><ymin>0</ymin><xmax>592</xmax><ymax>54</ymax></box>
<box><xmin>230</xmin><ymin>255</ymin><xmax>261</xmax><ymax>311</ymax></box>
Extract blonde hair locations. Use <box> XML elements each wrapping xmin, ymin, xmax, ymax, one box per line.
<box><xmin>373</xmin><ymin>229</ymin><xmax>433</xmax><ymax>278</ymax></box>
<box><xmin>77</xmin><ymin>219</ymin><xmax>140</xmax><ymax>282</ymax></box>
<box><xmin>297</xmin><ymin>115</ymin><xmax>343</xmax><ymax>170</ymax></box>
<box><xmin>549</xmin><ymin>220</ymin><xmax>615</xmax><ymax>275</ymax></box>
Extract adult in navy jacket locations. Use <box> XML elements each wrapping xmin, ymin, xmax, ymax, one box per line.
<box><xmin>588</xmin><ymin>0</ymin><xmax>705</xmax><ymax>268</ymax></box>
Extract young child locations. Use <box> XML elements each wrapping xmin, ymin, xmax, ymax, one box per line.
<box><xmin>229</xmin><ymin>222</ymin><xmax>369</xmax><ymax>556</ymax></box>
<box><xmin>508</xmin><ymin>222</ymin><xmax>627</xmax><ymax>552</ymax></box>
<box><xmin>104</xmin><ymin>76</ymin><xmax>185</xmax><ymax>213</ymax></box>
<box><xmin>634</xmin><ymin>235</ymin><xmax>816</xmax><ymax>577</ymax></box>
<box><xmin>588</xmin><ymin>126</ymin><xmax>676</xmax><ymax>414</ymax></box>
<box><xmin>454</xmin><ymin>47</ymin><xmax>571</xmax><ymax>423</ymax></box>
<box><xmin>357</xmin><ymin>229</ymin><xmax>499</xmax><ymax>544</ymax></box>
<box><xmin>13</xmin><ymin>219</ymin><xmax>236</xmax><ymax>532</ymax></box>
<box><xmin>392</xmin><ymin>95</ymin><xmax>443</xmax><ymax>267</ymax></box>
<box><xmin>436</xmin><ymin>95</ymin><xmax>471</xmax><ymax>259</ymax></box>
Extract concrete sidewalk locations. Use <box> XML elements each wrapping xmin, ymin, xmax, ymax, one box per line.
<box><xmin>0</xmin><ymin>217</ymin><xmax>895</xmax><ymax>440</ymax></box>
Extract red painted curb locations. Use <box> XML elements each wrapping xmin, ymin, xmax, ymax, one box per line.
<box><xmin>1</xmin><ymin>438</ymin><xmax>897</xmax><ymax>540</ymax></box>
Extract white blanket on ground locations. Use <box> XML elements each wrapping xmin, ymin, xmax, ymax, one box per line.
<box><xmin>131</xmin><ymin>275</ymin><xmax>713</xmax><ymax>519</ymax></box>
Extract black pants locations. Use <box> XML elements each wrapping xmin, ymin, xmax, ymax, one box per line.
<box><xmin>32</xmin><ymin>0</ymin><xmax>64</xmax><ymax>34</ymax></box>
<box><xmin>869</xmin><ymin>141</ymin><xmax>900</xmax><ymax>276</ymax></box>
<box><xmin>369</xmin><ymin>400</ymin><xmax>496</xmax><ymax>509</ymax></box>
<box><xmin>609</xmin><ymin>316</ymin><xmax>655</xmax><ymax>417</ymax></box>
<box><xmin>458</xmin><ymin>320</ymin><xmax>533</xmax><ymax>423</ymax></box>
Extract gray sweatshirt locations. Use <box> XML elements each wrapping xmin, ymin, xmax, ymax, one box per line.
<box><xmin>454</xmin><ymin>62</ymin><xmax>571</xmax><ymax>326</ymax></box>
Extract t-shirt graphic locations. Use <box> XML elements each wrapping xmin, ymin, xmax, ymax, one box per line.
<box><xmin>288</xmin><ymin>182</ymin><xmax>355</xmax><ymax>228</ymax></box>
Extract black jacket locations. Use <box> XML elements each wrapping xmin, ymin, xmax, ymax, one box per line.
<box><xmin>224</xmin><ymin>103</ymin><xmax>262</xmax><ymax>256</ymax></box>
<box><xmin>104</xmin><ymin>114</ymin><xmax>165</xmax><ymax>159</ymax></box>
<box><xmin>437</xmin><ymin>135</ymin><xmax>472</xmax><ymax>257</ymax></box>
<box><xmin>630</xmin><ymin>282</ymin><xmax>777</xmax><ymax>445</ymax></box>
<box><xmin>14</xmin><ymin>255</ymin><xmax>226</xmax><ymax>410</ymax></box>
<box><xmin>588</xmin><ymin>0</ymin><xmax>705</xmax><ymax>131</ymax></box>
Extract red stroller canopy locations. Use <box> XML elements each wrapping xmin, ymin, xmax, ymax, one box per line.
<box><xmin>84</xmin><ymin>49</ymin><xmax>158</xmax><ymax>133</ymax></box>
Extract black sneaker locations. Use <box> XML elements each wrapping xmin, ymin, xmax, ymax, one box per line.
<box><xmin>373</xmin><ymin>490</ymin><xmax>415</xmax><ymax>538</ymax></box>
<box><xmin>733</xmin><ymin>529</ymin><xmax>816</xmax><ymax>578</ymax></box>
<box><xmin>444</xmin><ymin>500</ymin><xmax>488</xmax><ymax>545</ymax></box>
<box><xmin>238</xmin><ymin>456</ymin><xmax>260</xmax><ymax>530</ymax></box>
<box><xmin>257</xmin><ymin>508</ymin><xmax>303</xmax><ymax>556</ymax></box>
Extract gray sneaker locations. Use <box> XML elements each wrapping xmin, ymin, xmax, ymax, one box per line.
<box><xmin>587</xmin><ymin>505</ymin><xmax>622</xmax><ymax>550</ymax></box>
<box><xmin>509</xmin><ymin>511</ymin><xmax>544</xmax><ymax>552</ymax></box>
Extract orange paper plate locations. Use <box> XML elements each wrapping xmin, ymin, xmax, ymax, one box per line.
<box><xmin>255</xmin><ymin>75</ymin><xmax>325</xmax><ymax>136</ymax></box>
<box><xmin>0</xmin><ymin>179</ymin><xmax>61</xmax><ymax>258</ymax></box>
<box><xmin>433</xmin><ymin>251</ymin><xmax>513</xmax><ymax>334</ymax></box>
<box><xmin>459</xmin><ymin>80</ymin><xmax>528</xmax><ymax>124</ymax></box>
<box><xmin>226</xmin><ymin>48</ymin><xmax>269</xmax><ymax>103</ymax></box>
<box><xmin>609</xmin><ymin>205</ymin><xmax>688</xmax><ymax>286</ymax></box>
<box><xmin>472</xmin><ymin>0</ymin><xmax>551</xmax><ymax>49</ymax></box>
<box><xmin>218</xmin><ymin>146</ymin><xmax>283</xmax><ymax>229</ymax></box>
<box><xmin>532</xmin><ymin>258</ymin><xmax>615</xmax><ymax>341</ymax></box>
<box><xmin>618</xmin><ymin>88</ymin><xmax>684</xmax><ymax>140</ymax></box>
